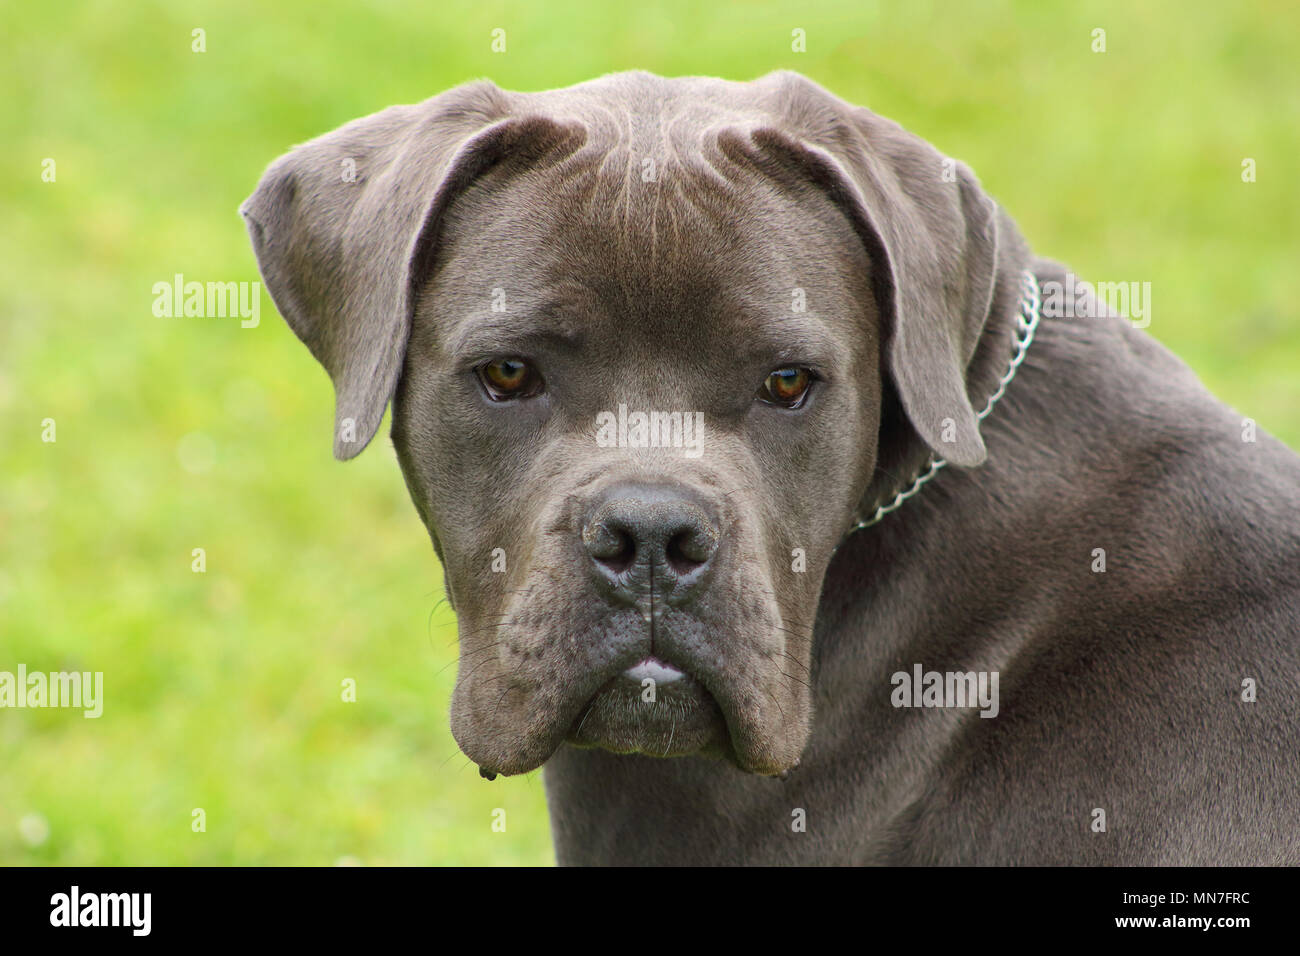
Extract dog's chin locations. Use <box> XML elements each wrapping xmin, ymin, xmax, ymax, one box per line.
<box><xmin>564</xmin><ymin>663</ymin><xmax>730</xmax><ymax>760</ymax></box>
<box><xmin>450</xmin><ymin>633</ymin><xmax>813</xmax><ymax>778</ymax></box>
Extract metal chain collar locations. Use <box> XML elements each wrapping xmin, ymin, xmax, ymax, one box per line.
<box><xmin>846</xmin><ymin>269</ymin><xmax>1042</xmax><ymax>536</ymax></box>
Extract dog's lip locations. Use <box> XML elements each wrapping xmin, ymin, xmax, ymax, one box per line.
<box><xmin>622</xmin><ymin>655</ymin><xmax>685</xmax><ymax>684</ymax></box>
<box><xmin>565</xmin><ymin>655</ymin><xmax>728</xmax><ymax>759</ymax></box>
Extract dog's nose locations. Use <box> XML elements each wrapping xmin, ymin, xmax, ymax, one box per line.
<box><xmin>582</xmin><ymin>483</ymin><xmax>719</xmax><ymax>603</ymax></box>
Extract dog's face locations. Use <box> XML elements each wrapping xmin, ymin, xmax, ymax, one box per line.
<box><xmin>243</xmin><ymin>71</ymin><xmax>1014</xmax><ymax>776</ymax></box>
<box><xmin>393</xmin><ymin>144</ymin><xmax>879</xmax><ymax>775</ymax></box>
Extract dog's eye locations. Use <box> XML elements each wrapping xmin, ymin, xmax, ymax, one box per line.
<box><xmin>758</xmin><ymin>367</ymin><xmax>815</xmax><ymax>408</ymax></box>
<box><xmin>477</xmin><ymin>358</ymin><xmax>544</xmax><ymax>401</ymax></box>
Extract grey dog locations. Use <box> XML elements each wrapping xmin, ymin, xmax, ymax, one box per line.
<box><xmin>243</xmin><ymin>71</ymin><xmax>1300</xmax><ymax>865</ymax></box>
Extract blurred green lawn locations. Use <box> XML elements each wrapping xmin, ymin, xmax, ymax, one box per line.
<box><xmin>1</xmin><ymin>0</ymin><xmax>1296</xmax><ymax>865</ymax></box>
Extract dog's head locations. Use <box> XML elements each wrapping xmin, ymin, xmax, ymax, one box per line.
<box><xmin>242</xmin><ymin>71</ymin><xmax>1023</xmax><ymax>776</ymax></box>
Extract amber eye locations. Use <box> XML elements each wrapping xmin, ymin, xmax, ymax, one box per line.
<box><xmin>758</xmin><ymin>367</ymin><xmax>815</xmax><ymax>408</ymax></box>
<box><xmin>477</xmin><ymin>357</ymin><xmax>543</xmax><ymax>401</ymax></box>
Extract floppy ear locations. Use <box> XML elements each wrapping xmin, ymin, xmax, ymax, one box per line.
<box><xmin>241</xmin><ymin>83</ymin><xmax>579</xmax><ymax>459</ymax></box>
<box><xmin>749</xmin><ymin>72</ymin><xmax>1014</xmax><ymax>467</ymax></box>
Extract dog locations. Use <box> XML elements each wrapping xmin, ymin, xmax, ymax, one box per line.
<box><xmin>243</xmin><ymin>71</ymin><xmax>1300</xmax><ymax>864</ymax></box>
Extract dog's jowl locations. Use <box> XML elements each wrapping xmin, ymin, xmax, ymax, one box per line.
<box><xmin>243</xmin><ymin>71</ymin><xmax>1300</xmax><ymax>865</ymax></box>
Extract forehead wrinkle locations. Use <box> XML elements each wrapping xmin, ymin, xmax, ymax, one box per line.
<box><xmin>649</xmin><ymin>99</ymin><xmax>665</xmax><ymax>269</ymax></box>
<box><xmin>444</xmin><ymin>304</ymin><xmax>587</xmax><ymax>361</ymax></box>
<box><xmin>738</xmin><ymin>322</ymin><xmax>840</xmax><ymax>369</ymax></box>
<box><xmin>619</xmin><ymin>106</ymin><xmax>636</xmax><ymax>257</ymax></box>
<box><xmin>573</xmin><ymin>97</ymin><xmax>734</xmax><ymax>296</ymax></box>
<box><xmin>711</xmin><ymin>290</ymin><xmax>840</xmax><ymax>358</ymax></box>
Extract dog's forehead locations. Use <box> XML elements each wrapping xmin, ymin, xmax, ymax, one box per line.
<box><xmin>424</xmin><ymin>76</ymin><xmax>871</xmax><ymax>365</ymax></box>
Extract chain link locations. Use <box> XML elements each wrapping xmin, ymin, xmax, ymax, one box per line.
<box><xmin>845</xmin><ymin>269</ymin><xmax>1042</xmax><ymax>536</ymax></box>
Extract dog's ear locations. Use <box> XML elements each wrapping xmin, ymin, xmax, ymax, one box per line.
<box><xmin>747</xmin><ymin>72</ymin><xmax>1017</xmax><ymax>467</ymax></box>
<box><xmin>241</xmin><ymin>83</ymin><xmax>580</xmax><ymax>459</ymax></box>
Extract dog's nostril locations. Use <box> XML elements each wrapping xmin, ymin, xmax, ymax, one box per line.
<box><xmin>599</xmin><ymin>530</ymin><xmax>636</xmax><ymax>575</ymax></box>
<box><xmin>666</xmin><ymin>527</ymin><xmax>715</xmax><ymax>575</ymax></box>
<box><xmin>584</xmin><ymin>522</ymin><xmax>636</xmax><ymax>575</ymax></box>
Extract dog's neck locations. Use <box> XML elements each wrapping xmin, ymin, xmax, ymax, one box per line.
<box><xmin>856</xmin><ymin>257</ymin><xmax>1036</xmax><ymax>536</ymax></box>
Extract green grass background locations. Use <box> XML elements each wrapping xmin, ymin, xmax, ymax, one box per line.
<box><xmin>1</xmin><ymin>0</ymin><xmax>1296</xmax><ymax>865</ymax></box>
